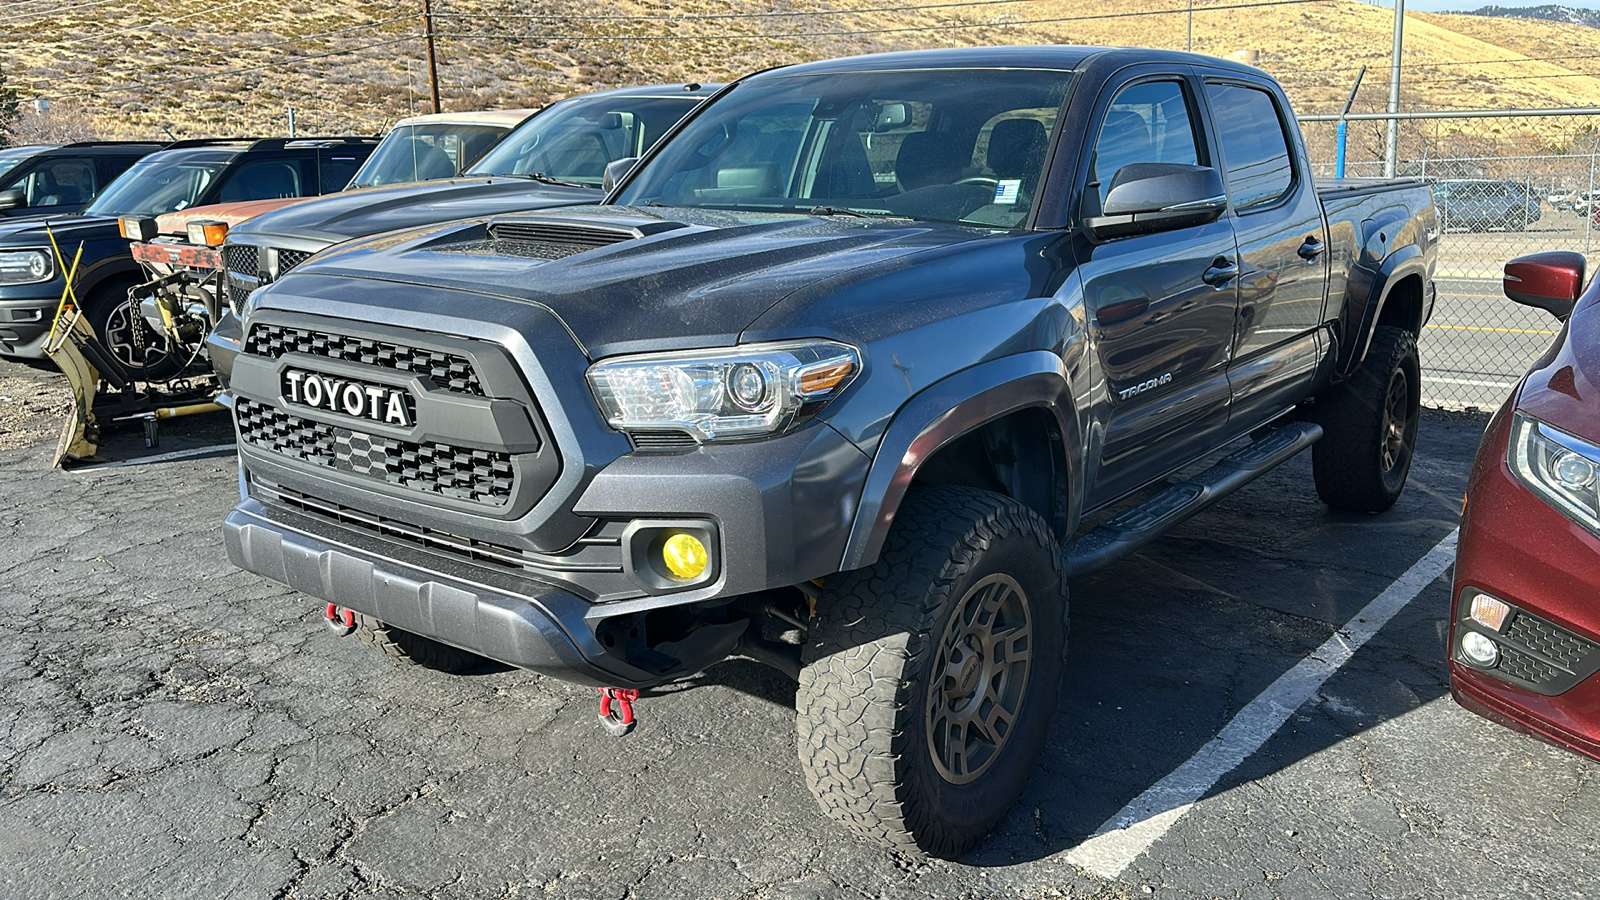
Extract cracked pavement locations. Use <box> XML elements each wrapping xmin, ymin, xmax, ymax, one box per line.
<box><xmin>1</xmin><ymin>357</ymin><xmax>1596</xmax><ymax>899</ymax></box>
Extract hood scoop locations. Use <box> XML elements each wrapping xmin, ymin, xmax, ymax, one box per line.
<box><xmin>484</xmin><ymin>213</ymin><xmax>688</xmax><ymax>262</ymax></box>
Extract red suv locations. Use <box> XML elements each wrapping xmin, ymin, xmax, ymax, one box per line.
<box><xmin>1451</xmin><ymin>250</ymin><xmax>1600</xmax><ymax>758</ymax></box>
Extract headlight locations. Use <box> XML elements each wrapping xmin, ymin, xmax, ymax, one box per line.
<box><xmin>1509</xmin><ymin>412</ymin><xmax>1600</xmax><ymax>534</ymax></box>
<box><xmin>587</xmin><ymin>340</ymin><xmax>861</xmax><ymax>442</ymax></box>
<box><xmin>0</xmin><ymin>249</ymin><xmax>55</xmax><ymax>286</ymax></box>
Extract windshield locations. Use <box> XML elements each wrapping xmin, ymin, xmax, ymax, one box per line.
<box><xmin>469</xmin><ymin>93</ymin><xmax>706</xmax><ymax>187</ymax></box>
<box><xmin>614</xmin><ymin>70</ymin><xmax>1071</xmax><ymax>229</ymax></box>
<box><xmin>0</xmin><ymin>149</ymin><xmax>36</xmax><ymax>181</ymax></box>
<box><xmin>349</xmin><ymin>123</ymin><xmax>513</xmax><ymax>188</ymax></box>
<box><xmin>85</xmin><ymin>152</ymin><xmax>231</xmax><ymax>217</ymax></box>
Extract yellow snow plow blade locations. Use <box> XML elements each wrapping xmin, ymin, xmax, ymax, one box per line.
<box><xmin>41</xmin><ymin>231</ymin><xmax>99</xmax><ymax>466</ymax></box>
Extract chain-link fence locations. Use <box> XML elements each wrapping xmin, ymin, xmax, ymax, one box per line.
<box><xmin>1300</xmin><ymin>111</ymin><xmax>1600</xmax><ymax>410</ymax></box>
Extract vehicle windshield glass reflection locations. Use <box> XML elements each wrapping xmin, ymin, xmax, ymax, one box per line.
<box><xmin>349</xmin><ymin>123</ymin><xmax>510</xmax><ymax>188</ymax></box>
<box><xmin>614</xmin><ymin>69</ymin><xmax>1071</xmax><ymax>229</ymax></box>
<box><xmin>469</xmin><ymin>94</ymin><xmax>706</xmax><ymax>188</ymax></box>
<box><xmin>84</xmin><ymin>152</ymin><xmax>230</xmax><ymax>217</ymax></box>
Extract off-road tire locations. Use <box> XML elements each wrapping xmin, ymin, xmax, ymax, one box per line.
<box><xmin>356</xmin><ymin>614</ymin><xmax>489</xmax><ymax>674</ymax></box>
<box><xmin>82</xmin><ymin>279</ymin><xmax>181</xmax><ymax>380</ymax></box>
<box><xmin>1312</xmin><ymin>325</ymin><xmax>1420</xmax><ymax>513</ymax></box>
<box><xmin>796</xmin><ymin>485</ymin><xmax>1067</xmax><ymax>858</ymax></box>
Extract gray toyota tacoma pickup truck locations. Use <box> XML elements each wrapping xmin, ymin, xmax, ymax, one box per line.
<box><xmin>222</xmin><ymin>46</ymin><xmax>1437</xmax><ymax>856</ymax></box>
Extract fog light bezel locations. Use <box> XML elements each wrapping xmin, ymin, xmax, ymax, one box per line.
<box><xmin>621</xmin><ymin>519</ymin><xmax>719</xmax><ymax>594</ymax></box>
<box><xmin>1460</xmin><ymin>630</ymin><xmax>1501</xmax><ymax>668</ymax></box>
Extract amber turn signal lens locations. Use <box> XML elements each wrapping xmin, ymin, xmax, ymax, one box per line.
<box><xmin>119</xmin><ymin>216</ymin><xmax>158</xmax><ymax>241</ymax></box>
<box><xmin>187</xmin><ymin>221</ymin><xmax>229</xmax><ymax>247</ymax></box>
<box><xmin>1469</xmin><ymin>592</ymin><xmax>1512</xmax><ymax>632</ymax></box>
<box><xmin>797</xmin><ymin>359</ymin><xmax>856</xmax><ymax>397</ymax></box>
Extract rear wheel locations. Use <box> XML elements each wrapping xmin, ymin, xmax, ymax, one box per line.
<box><xmin>356</xmin><ymin>614</ymin><xmax>491</xmax><ymax>674</ymax></box>
<box><xmin>1312</xmin><ymin>325</ymin><xmax>1420</xmax><ymax>513</ymax></box>
<box><xmin>796</xmin><ymin>485</ymin><xmax>1067</xmax><ymax>858</ymax></box>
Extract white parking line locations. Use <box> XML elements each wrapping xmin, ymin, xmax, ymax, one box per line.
<box><xmin>1424</xmin><ymin>376</ymin><xmax>1518</xmax><ymax>389</ymax></box>
<box><xmin>76</xmin><ymin>443</ymin><xmax>236</xmax><ymax>470</ymax></box>
<box><xmin>1064</xmin><ymin>529</ymin><xmax>1460</xmax><ymax>880</ymax></box>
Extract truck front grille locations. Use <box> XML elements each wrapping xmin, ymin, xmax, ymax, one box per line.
<box><xmin>244</xmin><ymin>323</ymin><xmax>485</xmax><ymax>395</ymax></box>
<box><xmin>236</xmin><ymin>398</ymin><xmax>514</xmax><ymax>506</ymax></box>
<box><xmin>277</xmin><ymin>248</ymin><xmax>314</xmax><ymax>272</ymax></box>
<box><xmin>224</xmin><ymin>244</ymin><xmax>258</xmax><ymax>278</ymax></box>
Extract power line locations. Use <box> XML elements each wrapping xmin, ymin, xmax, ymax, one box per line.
<box><xmin>432</xmin><ymin>0</ymin><xmax>1038</xmax><ymax>21</ymax></box>
<box><xmin>29</xmin><ymin>0</ymin><xmax>267</xmax><ymax>49</ymax></box>
<box><xmin>437</xmin><ymin>0</ymin><xmax>1331</xmax><ymax>43</ymax></box>
<box><xmin>51</xmin><ymin>33</ymin><xmax>418</xmax><ymax>101</ymax></box>
<box><xmin>20</xmin><ymin>14</ymin><xmax>419</xmax><ymax>87</ymax></box>
<box><xmin>1277</xmin><ymin>51</ymin><xmax>1600</xmax><ymax>78</ymax></box>
<box><xmin>0</xmin><ymin>0</ymin><xmax>125</xmax><ymax>24</ymax></box>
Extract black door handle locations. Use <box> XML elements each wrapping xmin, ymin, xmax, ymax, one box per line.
<box><xmin>1298</xmin><ymin>235</ymin><xmax>1325</xmax><ymax>261</ymax></box>
<box><xmin>1202</xmin><ymin>258</ymin><xmax>1239</xmax><ymax>286</ymax></box>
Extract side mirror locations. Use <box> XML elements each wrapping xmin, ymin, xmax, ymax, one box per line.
<box><xmin>0</xmin><ymin>188</ymin><xmax>23</xmax><ymax>211</ymax></box>
<box><xmin>1084</xmin><ymin>164</ymin><xmax>1228</xmax><ymax>240</ymax></box>
<box><xmin>602</xmin><ymin>157</ymin><xmax>639</xmax><ymax>193</ymax></box>
<box><xmin>1505</xmin><ymin>251</ymin><xmax>1585</xmax><ymax>321</ymax></box>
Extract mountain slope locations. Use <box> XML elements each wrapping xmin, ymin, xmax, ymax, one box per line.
<box><xmin>3</xmin><ymin>0</ymin><xmax>1599</xmax><ymax>141</ymax></box>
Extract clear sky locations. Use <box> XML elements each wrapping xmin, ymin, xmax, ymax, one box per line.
<box><xmin>1395</xmin><ymin>0</ymin><xmax>1600</xmax><ymax>10</ymax></box>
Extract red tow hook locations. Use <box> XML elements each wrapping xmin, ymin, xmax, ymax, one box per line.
<box><xmin>324</xmin><ymin>603</ymin><xmax>357</xmax><ymax>636</ymax></box>
<box><xmin>598</xmin><ymin>687</ymin><xmax>641</xmax><ymax>736</ymax></box>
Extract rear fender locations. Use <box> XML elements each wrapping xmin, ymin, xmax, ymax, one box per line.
<box><xmin>838</xmin><ymin>351</ymin><xmax>1079</xmax><ymax>571</ymax></box>
<box><xmin>1338</xmin><ymin>243</ymin><xmax>1428</xmax><ymax>377</ymax></box>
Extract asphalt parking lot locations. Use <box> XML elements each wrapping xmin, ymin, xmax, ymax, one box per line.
<box><xmin>1</xmin><ymin>356</ymin><xmax>1596</xmax><ymax>900</ymax></box>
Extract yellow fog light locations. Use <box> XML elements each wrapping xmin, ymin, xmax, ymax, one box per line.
<box><xmin>662</xmin><ymin>533</ymin><xmax>708</xmax><ymax>580</ymax></box>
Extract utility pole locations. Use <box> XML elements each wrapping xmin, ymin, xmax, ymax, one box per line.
<box><xmin>1187</xmin><ymin>0</ymin><xmax>1194</xmax><ymax>53</ymax></box>
<box><xmin>421</xmin><ymin>0</ymin><xmax>441</xmax><ymax>114</ymax></box>
<box><xmin>1385</xmin><ymin>0</ymin><xmax>1405</xmax><ymax>177</ymax></box>
<box><xmin>286</xmin><ymin>106</ymin><xmax>296</xmax><ymax>138</ymax></box>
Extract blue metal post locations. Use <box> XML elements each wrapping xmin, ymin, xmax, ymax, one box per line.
<box><xmin>1335</xmin><ymin>120</ymin><xmax>1348</xmax><ymax>179</ymax></box>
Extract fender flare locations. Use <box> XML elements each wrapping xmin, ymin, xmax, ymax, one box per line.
<box><xmin>1340</xmin><ymin>245</ymin><xmax>1428</xmax><ymax>377</ymax></box>
<box><xmin>72</xmin><ymin>254</ymin><xmax>144</xmax><ymax>307</ymax></box>
<box><xmin>838</xmin><ymin>350</ymin><xmax>1079</xmax><ymax>571</ymax></box>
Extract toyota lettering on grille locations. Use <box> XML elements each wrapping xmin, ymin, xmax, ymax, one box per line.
<box><xmin>282</xmin><ymin>369</ymin><xmax>413</xmax><ymax>427</ymax></box>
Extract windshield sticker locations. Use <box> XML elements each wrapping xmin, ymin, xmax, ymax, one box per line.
<box><xmin>994</xmin><ymin>180</ymin><xmax>1022</xmax><ymax>205</ymax></box>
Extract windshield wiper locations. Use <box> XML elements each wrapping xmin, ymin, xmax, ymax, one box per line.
<box><xmin>808</xmin><ymin>206</ymin><xmax>911</xmax><ymax>220</ymax></box>
<box><xmin>496</xmin><ymin>172</ymin><xmax>591</xmax><ymax>188</ymax></box>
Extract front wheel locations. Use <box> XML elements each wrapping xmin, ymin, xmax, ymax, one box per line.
<box><xmin>1312</xmin><ymin>325</ymin><xmax>1420</xmax><ymax>513</ymax></box>
<box><xmin>83</xmin><ymin>280</ymin><xmax>182</xmax><ymax>380</ymax></box>
<box><xmin>796</xmin><ymin>486</ymin><xmax>1067</xmax><ymax>858</ymax></box>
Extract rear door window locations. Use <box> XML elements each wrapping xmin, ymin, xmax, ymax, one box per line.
<box><xmin>1204</xmin><ymin>83</ymin><xmax>1294</xmax><ymax>211</ymax></box>
<box><xmin>22</xmin><ymin>158</ymin><xmax>98</xmax><ymax>208</ymax></box>
<box><xmin>217</xmin><ymin>159</ymin><xmax>304</xmax><ymax>202</ymax></box>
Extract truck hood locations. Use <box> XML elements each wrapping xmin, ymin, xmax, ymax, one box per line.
<box><xmin>232</xmin><ymin>176</ymin><xmax>600</xmax><ymax>246</ymax></box>
<box><xmin>157</xmin><ymin>197</ymin><xmax>315</xmax><ymax>235</ymax></box>
<box><xmin>272</xmin><ymin>205</ymin><xmax>998</xmax><ymax>358</ymax></box>
<box><xmin>0</xmin><ymin>214</ymin><xmax>118</xmax><ymax>246</ymax></box>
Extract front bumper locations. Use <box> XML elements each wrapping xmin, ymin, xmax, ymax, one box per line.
<box><xmin>226</xmin><ymin>497</ymin><xmax>650</xmax><ymax>687</ymax></box>
<box><xmin>0</xmin><ymin>285</ymin><xmax>61</xmax><ymax>357</ymax></box>
<box><xmin>1450</xmin><ymin>403</ymin><xmax>1600</xmax><ymax>761</ymax></box>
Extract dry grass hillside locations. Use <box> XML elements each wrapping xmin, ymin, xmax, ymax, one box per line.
<box><xmin>4</xmin><ymin>0</ymin><xmax>1600</xmax><ymax>153</ymax></box>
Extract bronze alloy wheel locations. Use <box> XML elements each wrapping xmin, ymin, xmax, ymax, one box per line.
<box><xmin>1381</xmin><ymin>367</ymin><xmax>1409</xmax><ymax>473</ymax></box>
<box><xmin>925</xmin><ymin>572</ymin><xmax>1033</xmax><ymax>785</ymax></box>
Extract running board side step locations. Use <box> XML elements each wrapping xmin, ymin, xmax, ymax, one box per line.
<box><xmin>1063</xmin><ymin>421</ymin><xmax>1323</xmax><ymax>579</ymax></box>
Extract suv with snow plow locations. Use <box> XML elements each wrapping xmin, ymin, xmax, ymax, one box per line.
<box><xmin>221</xmin><ymin>47</ymin><xmax>1437</xmax><ymax>856</ymax></box>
